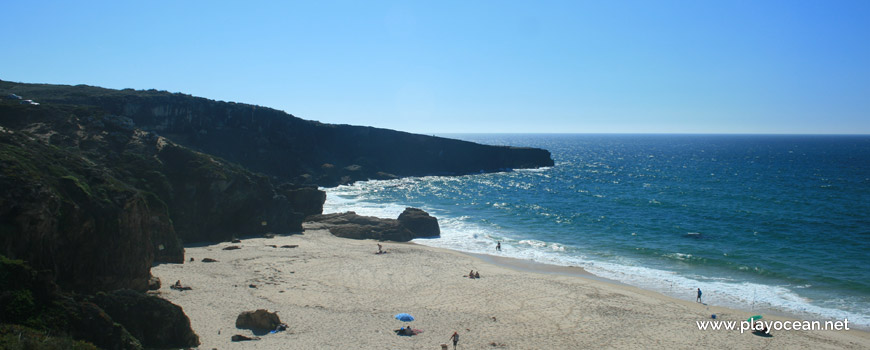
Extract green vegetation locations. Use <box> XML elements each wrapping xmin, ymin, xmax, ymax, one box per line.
<box><xmin>0</xmin><ymin>324</ymin><xmax>98</xmax><ymax>350</ymax></box>
<box><xmin>60</xmin><ymin>175</ymin><xmax>93</xmax><ymax>198</ymax></box>
<box><xmin>1</xmin><ymin>255</ymin><xmax>56</xmax><ymax>331</ymax></box>
<box><xmin>0</xmin><ymin>256</ymin><xmax>146</xmax><ymax>350</ymax></box>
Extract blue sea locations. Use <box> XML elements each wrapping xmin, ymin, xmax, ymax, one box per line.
<box><xmin>323</xmin><ymin>134</ymin><xmax>870</xmax><ymax>327</ymax></box>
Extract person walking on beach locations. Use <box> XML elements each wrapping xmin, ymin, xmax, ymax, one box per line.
<box><xmin>697</xmin><ymin>288</ymin><xmax>702</xmax><ymax>303</ymax></box>
<box><xmin>496</xmin><ymin>241</ymin><xmax>501</xmax><ymax>252</ymax></box>
<box><xmin>449</xmin><ymin>331</ymin><xmax>459</xmax><ymax>350</ymax></box>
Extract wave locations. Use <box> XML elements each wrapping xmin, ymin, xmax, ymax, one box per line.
<box><xmin>322</xmin><ymin>181</ymin><xmax>870</xmax><ymax>327</ymax></box>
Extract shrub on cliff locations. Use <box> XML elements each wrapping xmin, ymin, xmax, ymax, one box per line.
<box><xmin>0</xmin><ymin>255</ymin><xmax>143</xmax><ymax>350</ymax></box>
<box><xmin>0</xmin><ymin>324</ymin><xmax>98</xmax><ymax>350</ymax></box>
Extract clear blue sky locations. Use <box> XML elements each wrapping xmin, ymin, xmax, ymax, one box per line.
<box><xmin>2</xmin><ymin>1</ymin><xmax>869</xmax><ymax>134</ymax></box>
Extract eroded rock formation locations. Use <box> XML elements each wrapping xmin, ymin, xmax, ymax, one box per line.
<box><xmin>0</xmin><ymin>80</ymin><xmax>554</xmax><ymax>186</ymax></box>
<box><xmin>91</xmin><ymin>289</ymin><xmax>200</xmax><ymax>349</ymax></box>
<box><xmin>309</xmin><ymin>208</ymin><xmax>440</xmax><ymax>242</ymax></box>
<box><xmin>0</xmin><ymin>255</ymin><xmax>198</xmax><ymax>350</ymax></box>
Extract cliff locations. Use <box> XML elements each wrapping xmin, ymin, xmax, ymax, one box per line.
<box><xmin>0</xmin><ymin>80</ymin><xmax>552</xmax><ymax>293</ymax></box>
<box><xmin>0</xmin><ymin>255</ymin><xmax>199</xmax><ymax>349</ymax></box>
<box><xmin>0</xmin><ymin>100</ymin><xmax>318</xmax><ymax>292</ymax></box>
<box><xmin>0</xmin><ymin>79</ymin><xmax>553</xmax><ymax>349</ymax></box>
<box><xmin>0</xmin><ymin>80</ymin><xmax>554</xmax><ymax>186</ymax></box>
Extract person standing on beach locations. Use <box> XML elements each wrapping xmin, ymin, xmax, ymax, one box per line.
<box><xmin>449</xmin><ymin>331</ymin><xmax>459</xmax><ymax>350</ymax></box>
<box><xmin>697</xmin><ymin>288</ymin><xmax>702</xmax><ymax>303</ymax></box>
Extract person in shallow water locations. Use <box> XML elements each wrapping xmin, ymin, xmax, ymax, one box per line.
<box><xmin>496</xmin><ymin>241</ymin><xmax>501</xmax><ymax>251</ymax></box>
<box><xmin>697</xmin><ymin>288</ymin><xmax>702</xmax><ymax>303</ymax></box>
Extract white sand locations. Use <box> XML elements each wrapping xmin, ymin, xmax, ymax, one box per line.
<box><xmin>151</xmin><ymin>223</ymin><xmax>870</xmax><ymax>349</ymax></box>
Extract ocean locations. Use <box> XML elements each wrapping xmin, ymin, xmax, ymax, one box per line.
<box><xmin>322</xmin><ymin>134</ymin><xmax>870</xmax><ymax>327</ymax></box>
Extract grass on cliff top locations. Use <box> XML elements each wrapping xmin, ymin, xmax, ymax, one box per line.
<box><xmin>0</xmin><ymin>126</ymin><xmax>134</xmax><ymax>206</ymax></box>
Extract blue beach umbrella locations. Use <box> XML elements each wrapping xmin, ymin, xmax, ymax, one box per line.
<box><xmin>395</xmin><ymin>313</ymin><xmax>415</xmax><ymax>322</ymax></box>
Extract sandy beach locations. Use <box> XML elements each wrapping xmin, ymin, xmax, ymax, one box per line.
<box><xmin>151</xmin><ymin>223</ymin><xmax>870</xmax><ymax>349</ymax></box>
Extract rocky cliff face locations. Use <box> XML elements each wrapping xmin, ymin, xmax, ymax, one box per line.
<box><xmin>91</xmin><ymin>289</ymin><xmax>200</xmax><ymax>348</ymax></box>
<box><xmin>0</xmin><ymin>81</ymin><xmax>554</xmax><ymax>186</ymax></box>
<box><xmin>0</xmin><ymin>80</ymin><xmax>553</xmax><ymax>349</ymax></box>
<box><xmin>0</xmin><ymin>121</ymin><xmax>170</xmax><ymax>292</ymax></box>
<box><xmin>0</xmin><ymin>99</ymin><xmax>315</xmax><ymax>292</ymax></box>
<box><xmin>0</xmin><ymin>80</ymin><xmax>551</xmax><ymax>291</ymax></box>
<box><xmin>0</xmin><ymin>255</ymin><xmax>199</xmax><ymax>350</ymax></box>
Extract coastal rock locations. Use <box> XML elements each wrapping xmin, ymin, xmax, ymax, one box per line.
<box><xmin>0</xmin><ymin>125</ymin><xmax>175</xmax><ymax>292</ymax></box>
<box><xmin>0</xmin><ymin>95</ymin><xmax>312</xmax><ymax>293</ymax></box>
<box><xmin>235</xmin><ymin>309</ymin><xmax>282</xmax><ymax>331</ymax></box>
<box><xmin>308</xmin><ymin>212</ymin><xmax>413</xmax><ymax>241</ymax></box>
<box><xmin>147</xmin><ymin>276</ymin><xmax>161</xmax><ymax>290</ymax></box>
<box><xmin>156</xmin><ymin>142</ymin><xmax>308</xmax><ymax>242</ymax></box>
<box><xmin>0</xmin><ymin>255</ymin><xmax>143</xmax><ymax>350</ymax></box>
<box><xmin>308</xmin><ymin>208</ymin><xmax>441</xmax><ymax>241</ymax></box>
<box><xmin>231</xmin><ymin>334</ymin><xmax>259</xmax><ymax>342</ymax></box>
<box><xmin>0</xmin><ymin>80</ymin><xmax>553</xmax><ymax>187</ymax></box>
<box><xmin>397</xmin><ymin>207</ymin><xmax>440</xmax><ymax>238</ymax></box>
<box><xmin>91</xmin><ymin>289</ymin><xmax>200</xmax><ymax>349</ymax></box>
<box><xmin>280</xmin><ymin>184</ymin><xmax>327</xmax><ymax>217</ymax></box>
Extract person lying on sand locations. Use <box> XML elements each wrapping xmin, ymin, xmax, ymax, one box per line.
<box><xmin>395</xmin><ymin>326</ymin><xmax>418</xmax><ymax>336</ymax></box>
<box><xmin>170</xmin><ymin>280</ymin><xmax>192</xmax><ymax>291</ymax></box>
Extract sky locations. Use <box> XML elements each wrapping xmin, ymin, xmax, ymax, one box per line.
<box><xmin>2</xmin><ymin>0</ymin><xmax>869</xmax><ymax>134</ymax></box>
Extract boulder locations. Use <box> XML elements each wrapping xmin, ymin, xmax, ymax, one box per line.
<box><xmin>307</xmin><ymin>208</ymin><xmax>441</xmax><ymax>241</ymax></box>
<box><xmin>147</xmin><ymin>276</ymin><xmax>161</xmax><ymax>291</ymax></box>
<box><xmin>231</xmin><ymin>334</ymin><xmax>259</xmax><ymax>342</ymax></box>
<box><xmin>236</xmin><ymin>309</ymin><xmax>282</xmax><ymax>331</ymax></box>
<box><xmin>397</xmin><ymin>207</ymin><xmax>440</xmax><ymax>237</ymax></box>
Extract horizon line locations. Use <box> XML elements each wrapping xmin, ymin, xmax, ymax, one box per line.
<box><xmin>432</xmin><ymin>132</ymin><xmax>870</xmax><ymax>136</ymax></box>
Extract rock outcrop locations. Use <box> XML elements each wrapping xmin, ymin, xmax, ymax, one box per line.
<box><xmin>0</xmin><ymin>80</ymin><xmax>554</xmax><ymax>186</ymax></box>
<box><xmin>0</xmin><ymin>119</ymin><xmax>172</xmax><ymax>292</ymax></box>
<box><xmin>0</xmin><ymin>80</ymin><xmax>551</xmax><ymax>348</ymax></box>
<box><xmin>1</xmin><ymin>255</ymin><xmax>198</xmax><ymax>350</ymax></box>
<box><xmin>0</xmin><ymin>100</ymin><xmax>312</xmax><ymax>291</ymax></box>
<box><xmin>0</xmin><ymin>80</ymin><xmax>551</xmax><ymax>293</ymax></box>
<box><xmin>397</xmin><ymin>208</ymin><xmax>441</xmax><ymax>237</ymax></box>
<box><xmin>308</xmin><ymin>208</ymin><xmax>440</xmax><ymax>242</ymax></box>
<box><xmin>91</xmin><ymin>289</ymin><xmax>200</xmax><ymax>349</ymax></box>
